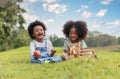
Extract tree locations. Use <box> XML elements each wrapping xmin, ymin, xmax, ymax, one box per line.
<box><xmin>86</xmin><ymin>31</ymin><xmax>117</xmax><ymax>47</ymax></box>
<box><xmin>0</xmin><ymin>0</ymin><xmax>26</xmax><ymax>51</ymax></box>
<box><xmin>117</xmin><ymin>36</ymin><xmax>120</xmax><ymax>45</ymax></box>
<box><xmin>49</xmin><ymin>34</ymin><xmax>64</xmax><ymax>47</ymax></box>
<box><xmin>12</xmin><ymin>29</ymin><xmax>31</xmax><ymax>48</ymax></box>
<box><xmin>88</xmin><ymin>31</ymin><xmax>101</xmax><ymax>37</ymax></box>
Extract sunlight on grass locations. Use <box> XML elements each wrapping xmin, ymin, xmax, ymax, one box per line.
<box><xmin>0</xmin><ymin>46</ymin><xmax>120</xmax><ymax>79</ymax></box>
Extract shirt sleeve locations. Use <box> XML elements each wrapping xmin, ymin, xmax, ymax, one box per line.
<box><xmin>63</xmin><ymin>39</ymin><xmax>69</xmax><ymax>51</ymax></box>
<box><xmin>30</xmin><ymin>41</ymin><xmax>36</xmax><ymax>56</ymax></box>
<box><xmin>81</xmin><ymin>40</ymin><xmax>87</xmax><ymax>49</ymax></box>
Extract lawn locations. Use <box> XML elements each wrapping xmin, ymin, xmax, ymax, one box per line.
<box><xmin>0</xmin><ymin>46</ymin><xmax>120</xmax><ymax>79</ymax></box>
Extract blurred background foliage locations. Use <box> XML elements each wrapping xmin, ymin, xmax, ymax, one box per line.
<box><xmin>0</xmin><ymin>0</ymin><xmax>120</xmax><ymax>52</ymax></box>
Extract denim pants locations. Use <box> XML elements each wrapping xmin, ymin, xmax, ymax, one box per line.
<box><xmin>30</xmin><ymin>47</ymin><xmax>62</xmax><ymax>64</ymax></box>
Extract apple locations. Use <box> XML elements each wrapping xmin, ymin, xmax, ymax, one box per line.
<box><xmin>34</xmin><ymin>50</ymin><xmax>41</xmax><ymax>58</ymax></box>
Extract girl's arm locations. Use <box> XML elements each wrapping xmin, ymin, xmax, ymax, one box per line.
<box><xmin>81</xmin><ymin>40</ymin><xmax>87</xmax><ymax>49</ymax></box>
<box><xmin>63</xmin><ymin>39</ymin><xmax>70</xmax><ymax>54</ymax></box>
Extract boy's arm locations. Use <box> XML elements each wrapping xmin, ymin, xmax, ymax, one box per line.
<box><xmin>47</xmin><ymin>40</ymin><xmax>56</xmax><ymax>57</ymax></box>
<box><xmin>30</xmin><ymin>42</ymin><xmax>36</xmax><ymax>56</ymax></box>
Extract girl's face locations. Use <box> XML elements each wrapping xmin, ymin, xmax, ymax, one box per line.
<box><xmin>33</xmin><ymin>25</ymin><xmax>45</xmax><ymax>41</ymax></box>
<box><xmin>69</xmin><ymin>27</ymin><xmax>78</xmax><ymax>42</ymax></box>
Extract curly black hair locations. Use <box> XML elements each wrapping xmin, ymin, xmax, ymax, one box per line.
<box><xmin>28</xmin><ymin>20</ymin><xmax>47</xmax><ymax>39</ymax></box>
<box><xmin>62</xmin><ymin>20</ymin><xmax>88</xmax><ymax>41</ymax></box>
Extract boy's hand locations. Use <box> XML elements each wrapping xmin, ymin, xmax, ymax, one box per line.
<box><xmin>51</xmin><ymin>49</ymin><xmax>56</xmax><ymax>56</ymax></box>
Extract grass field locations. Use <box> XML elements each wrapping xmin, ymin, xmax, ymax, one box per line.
<box><xmin>0</xmin><ymin>46</ymin><xmax>120</xmax><ymax>79</ymax></box>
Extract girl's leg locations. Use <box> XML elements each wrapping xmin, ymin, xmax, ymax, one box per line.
<box><xmin>61</xmin><ymin>53</ymin><xmax>70</xmax><ymax>60</ymax></box>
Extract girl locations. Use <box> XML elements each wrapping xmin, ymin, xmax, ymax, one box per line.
<box><xmin>28</xmin><ymin>20</ymin><xmax>62</xmax><ymax>63</ymax></box>
<box><xmin>61</xmin><ymin>20</ymin><xmax>97</xmax><ymax>60</ymax></box>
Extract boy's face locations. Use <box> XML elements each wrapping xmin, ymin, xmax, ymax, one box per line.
<box><xmin>33</xmin><ymin>25</ymin><xmax>45</xmax><ymax>41</ymax></box>
<box><xmin>69</xmin><ymin>27</ymin><xmax>78</xmax><ymax>42</ymax></box>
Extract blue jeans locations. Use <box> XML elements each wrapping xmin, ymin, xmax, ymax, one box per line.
<box><xmin>30</xmin><ymin>56</ymin><xmax>62</xmax><ymax>64</ymax></box>
<box><xmin>30</xmin><ymin>47</ymin><xmax>62</xmax><ymax>64</ymax></box>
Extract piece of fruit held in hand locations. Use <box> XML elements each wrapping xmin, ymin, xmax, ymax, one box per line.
<box><xmin>34</xmin><ymin>50</ymin><xmax>41</xmax><ymax>58</ymax></box>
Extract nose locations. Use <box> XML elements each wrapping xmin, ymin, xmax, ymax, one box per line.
<box><xmin>37</xmin><ymin>29</ymin><xmax>43</xmax><ymax>33</ymax></box>
<box><xmin>37</xmin><ymin>30</ymin><xmax>41</xmax><ymax>33</ymax></box>
<box><xmin>71</xmin><ymin>34</ymin><xmax>75</xmax><ymax>37</ymax></box>
<box><xmin>34</xmin><ymin>29</ymin><xmax>42</xmax><ymax>34</ymax></box>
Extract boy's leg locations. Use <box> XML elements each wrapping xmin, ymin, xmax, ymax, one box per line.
<box><xmin>50</xmin><ymin>56</ymin><xmax>63</xmax><ymax>63</ymax></box>
<box><xmin>30</xmin><ymin>56</ymin><xmax>44</xmax><ymax>63</ymax></box>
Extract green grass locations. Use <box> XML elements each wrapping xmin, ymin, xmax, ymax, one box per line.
<box><xmin>0</xmin><ymin>46</ymin><xmax>120</xmax><ymax>79</ymax></box>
